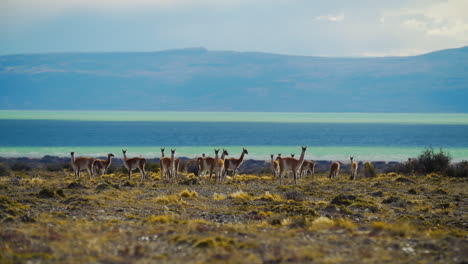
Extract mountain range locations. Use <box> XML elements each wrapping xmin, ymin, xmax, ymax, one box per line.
<box><xmin>1</xmin><ymin>46</ymin><xmax>467</xmax><ymax>112</ymax></box>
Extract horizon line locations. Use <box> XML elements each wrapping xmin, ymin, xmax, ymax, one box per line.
<box><xmin>1</xmin><ymin>45</ymin><xmax>467</xmax><ymax>59</ymax></box>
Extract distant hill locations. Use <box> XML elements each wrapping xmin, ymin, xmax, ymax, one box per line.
<box><xmin>1</xmin><ymin>46</ymin><xmax>467</xmax><ymax>112</ymax></box>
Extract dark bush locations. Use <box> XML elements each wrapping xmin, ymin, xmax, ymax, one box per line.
<box><xmin>46</xmin><ymin>163</ymin><xmax>70</xmax><ymax>172</ymax></box>
<box><xmin>418</xmin><ymin>147</ymin><xmax>451</xmax><ymax>174</ymax></box>
<box><xmin>388</xmin><ymin>147</ymin><xmax>451</xmax><ymax>175</ymax></box>
<box><xmin>106</xmin><ymin>165</ymin><xmax>118</xmax><ymax>174</ymax></box>
<box><xmin>38</xmin><ymin>188</ymin><xmax>56</xmax><ymax>198</ymax></box>
<box><xmin>0</xmin><ymin>163</ymin><xmax>10</xmax><ymax>176</ymax></box>
<box><xmin>446</xmin><ymin>161</ymin><xmax>468</xmax><ymax>178</ymax></box>
<box><xmin>10</xmin><ymin>162</ymin><xmax>32</xmax><ymax>172</ymax></box>
<box><xmin>145</xmin><ymin>162</ymin><xmax>160</xmax><ymax>173</ymax></box>
<box><xmin>363</xmin><ymin>161</ymin><xmax>377</xmax><ymax>178</ymax></box>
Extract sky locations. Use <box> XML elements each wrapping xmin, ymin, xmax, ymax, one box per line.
<box><xmin>0</xmin><ymin>0</ymin><xmax>467</xmax><ymax>57</ymax></box>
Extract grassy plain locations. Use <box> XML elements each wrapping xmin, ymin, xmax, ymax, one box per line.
<box><xmin>0</xmin><ymin>170</ymin><xmax>467</xmax><ymax>263</ymax></box>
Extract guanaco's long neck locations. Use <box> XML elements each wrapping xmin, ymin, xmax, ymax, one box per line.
<box><xmin>299</xmin><ymin>150</ymin><xmax>305</xmax><ymax>164</ymax></box>
<box><xmin>106</xmin><ymin>155</ymin><xmax>113</xmax><ymax>167</ymax></box>
<box><xmin>238</xmin><ymin>151</ymin><xmax>246</xmax><ymax>164</ymax></box>
<box><xmin>71</xmin><ymin>153</ymin><xmax>76</xmax><ymax>164</ymax></box>
<box><xmin>123</xmin><ymin>152</ymin><xmax>128</xmax><ymax>164</ymax></box>
<box><xmin>221</xmin><ymin>152</ymin><xmax>226</xmax><ymax>161</ymax></box>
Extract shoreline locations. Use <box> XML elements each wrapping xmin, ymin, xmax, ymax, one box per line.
<box><xmin>0</xmin><ymin>155</ymin><xmax>412</xmax><ymax>175</ymax></box>
<box><xmin>1</xmin><ymin>146</ymin><xmax>468</xmax><ymax>162</ymax></box>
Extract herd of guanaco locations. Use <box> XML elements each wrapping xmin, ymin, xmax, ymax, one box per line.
<box><xmin>70</xmin><ymin>147</ymin><xmax>364</xmax><ymax>184</ymax></box>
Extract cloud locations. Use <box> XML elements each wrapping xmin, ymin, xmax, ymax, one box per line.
<box><xmin>315</xmin><ymin>13</ymin><xmax>344</xmax><ymax>22</ymax></box>
<box><xmin>380</xmin><ymin>0</ymin><xmax>468</xmax><ymax>41</ymax></box>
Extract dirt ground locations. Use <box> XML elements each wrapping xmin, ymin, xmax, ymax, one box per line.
<box><xmin>0</xmin><ymin>169</ymin><xmax>467</xmax><ymax>263</ymax></box>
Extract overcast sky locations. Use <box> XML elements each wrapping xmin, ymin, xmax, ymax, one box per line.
<box><xmin>1</xmin><ymin>0</ymin><xmax>467</xmax><ymax>57</ymax></box>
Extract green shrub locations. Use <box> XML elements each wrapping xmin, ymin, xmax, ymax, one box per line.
<box><xmin>388</xmin><ymin>148</ymin><xmax>451</xmax><ymax>175</ymax></box>
<box><xmin>0</xmin><ymin>163</ymin><xmax>10</xmax><ymax>176</ymax></box>
<box><xmin>46</xmin><ymin>163</ymin><xmax>70</xmax><ymax>172</ymax></box>
<box><xmin>145</xmin><ymin>162</ymin><xmax>160</xmax><ymax>173</ymax></box>
<box><xmin>446</xmin><ymin>161</ymin><xmax>468</xmax><ymax>178</ymax></box>
<box><xmin>10</xmin><ymin>162</ymin><xmax>31</xmax><ymax>172</ymax></box>
<box><xmin>417</xmin><ymin>147</ymin><xmax>451</xmax><ymax>174</ymax></box>
<box><xmin>363</xmin><ymin>161</ymin><xmax>377</xmax><ymax>178</ymax></box>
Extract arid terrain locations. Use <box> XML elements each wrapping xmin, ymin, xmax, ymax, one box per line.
<box><xmin>0</xmin><ymin>166</ymin><xmax>467</xmax><ymax>263</ymax></box>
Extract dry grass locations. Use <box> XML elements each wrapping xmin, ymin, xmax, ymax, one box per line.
<box><xmin>0</xmin><ymin>170</ymin><xmax>466</xmax><ymax>263</ymax></box>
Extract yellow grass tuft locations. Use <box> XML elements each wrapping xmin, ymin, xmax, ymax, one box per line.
<box><xmin>229</xmin><ymin>190</ymin><xmax>253</xmax><ymax>200</ymax></box>
<box><xmin>147</xmin><ymin>214</ymin><xmax>174</xmax><ymax>224</ymax></box>
<box><xmin>179</xmin><ymin>189</ymin><xmax>198</xmax><ymax>198</ymax></box>
<box><xmin>213</xmin><ymin>193</ymin><xmax>227</xmax><ymax>200</ymax></box>
<box><xmin>154</xmin><ymin>194</ymin><xmax>182</xmax><ymax>205</ymax></box>
<box><xmin>371</xmin><ymin>221</ymin><xmax>417</xmax><ymax>237</ymax></box>
<box><xmin>309</xmin><ymin>216</ymin><xmax>335</xmax><ymax>231</ymax></box>
<box><xmin>334</xmin><ymin>218</ymin><xmax>357</xmax><ymax>231</ymax></box>
<box><xmin>256</xmin><ymin>191</ymin><xmax>283</xmax><ymax>202</ymax></box>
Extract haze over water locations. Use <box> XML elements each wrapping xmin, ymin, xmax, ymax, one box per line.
<box><xmin>1</xmin><ymin>111</ymin><xmax>467</xmax><ymax>161</ymax></box>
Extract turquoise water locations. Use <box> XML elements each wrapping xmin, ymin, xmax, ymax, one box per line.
<box><xmin>1</xmin><ymin>111</ymin><xmax>467</xmax><ymax>161</ymax></box>
<box><xmin>1</xmin><ymin>110</ymin><xmax>468</xmax><ymax>124</ymax></box>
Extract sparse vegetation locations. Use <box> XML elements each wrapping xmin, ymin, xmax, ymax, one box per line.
<box><xmin>389</xmin><ymin>147</ymin><xmax>462</xmax><ymax>177</ymax></box>
<box><xmin>0</xmin><ymin>163</ymin><xmax>466</xmax><ymax>263</ymax></box>
<box><xmin>363</xmin><ymin>161</ymin><xmax>377</xmax><ymax>178</ymax></box>
<box><xmin>0</xmin><ymin>163</ymin><xmax>10</xmax><ymax>176</ymax></box>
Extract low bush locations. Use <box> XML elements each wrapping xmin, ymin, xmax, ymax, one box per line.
<box><xmin>46</xmin><ymin>162</ymin><xmax>71</xmax><ymax>172</ymax></box>
<box><xmin>446</xmin><ymin>161</ymin><xmax>468</xmax><ymax>178</ymax></box>
<box><xmin>10</xmin><ymin>162</ymin><xmax>32</xmax><ymax>172</ymax></box>
<box><xmin>418</xmin><ymin>147</ymin><xmax>451</xmax><ymax>174</ymax></box>
<box><xmin>145</xmin><ymin>162</ymin><xmax>160</xmax><ymax>173</ymax></box>
<box><xmin>363</xmin><ymin>161</ymin><xmax>377</xmax><ymax>178</ymax></box>
<box><xmin>0</xmin><ymin>163</ymin><xmax>10</xmax><ymax>176</ymax></box>
<box><xmin>389</xmin><ymin>147</ymin><xmax>452</xmax><ymax>175</ymax></box>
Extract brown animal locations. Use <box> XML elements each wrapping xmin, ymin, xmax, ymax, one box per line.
<box><xmin>70</xmin><ymin>152</ymin><xmax>95</xmax><ymax>178</ymax></box>
<box><xmin>350</xmin><ymin>156</ymin><xmax>358</xmax><ymax>180</ymax></box>
<box><xmin>160</xmin><ymin>148</ymin><xmax>179</xmax><ymax>181</ymax></box>
<box><xmin>213</xmin><ymin>149</ymin><xmax>229</xmax><ymax>182</ymax></box>
<box><xmin>198</xmin><ymin>149</ymin><xmax>218</xmax><ymax>179</ymax></box>
<box><xmin>300</xmin><ymin>160</ymin><xmax>316</xmax><ymax>179</ymax></box>
<box><xmin>270</xmin><ymin>154</ymin><xmax>280</xmax><ymax>178</ymax></box>
<box><xmin>122</xmin><ymin>149</ymin><xmax>147</xmax><ymax>181</ymax></box>
<box><xmin>223</xmin><ymin>148</ymin><xmax>248</xmax><ymax>179</ymax></box>
<box><xmin>93</xmin><ymin>153</ymin><xmax>114</xmax><ymax>176</ymax></box>
<box><xmin>329</xmin><ymin>161</ymin><xmax>340</xmax><ymax>179</ymax></box>
<box><xmin>278</xmin><ymin>146</ymin><xmax>307</xmax><ymax>185</ymax></box>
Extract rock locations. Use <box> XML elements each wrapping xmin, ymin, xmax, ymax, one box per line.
<box><xmin>95</xmin><ymin>183</ymin><xmax>113</xmax><ymax>191</ymax></box>
<box><xmin>331</xmin><ymin>194</ymin><xmax>357</xmax><ymax>206</ymax></box>
<box><xmin>37</xmin><ymin>188</ymin><xmax>56</xmax><ymax>198</ymax></box>
<box><xmin>285</xmin><ymin>190</ymin><xmax>305</xmax><ymax>202</ymax></box>
<box><xmin>67</xmin><ymin>182</ymin><xmax>84</xmax><ymax>189</ymax></box>
<box><xmin>395</xmin><ymin>177</ymin><xmax>415</xmax><ymax>184</ymax></box>
<box><xmin>371</xmin><ymin>191</ymin><xmax>384</xmax><ymax>197</ymax></box>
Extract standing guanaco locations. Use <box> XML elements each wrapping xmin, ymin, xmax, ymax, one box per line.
<box><xmin>329</xmin><ymin>161</ymin><xmax>340</xmax><ymax>179</ymax></box>
<box><xmin>122</xmin><ymin>149</ymin><xmax>147</xmax><ymax>181</ymax></box>
<box><xmin>350</xmin><ymin>156</ymin><xmax>358</xmax><ymax>180</ymax></box>
<box><xmin>278</xmin><ymin>146</ymin><xmax>307</xmax><ymax>185</ymax></box>
<box><xmin>70</xmin><ymin>152</ymin><xmax>95</xmax><ymax>178</ymax></box>
<box><xmin>223</xmin><ymin>148</ymin><xmax>248</xmax><ymax>179</ymax></box>
<box><xmin>93</xmin><ymin>153</ymin><xmax>114</xmax><ymax>176</ymax></box>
